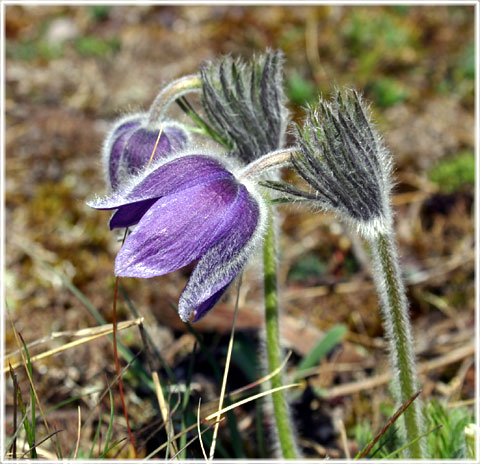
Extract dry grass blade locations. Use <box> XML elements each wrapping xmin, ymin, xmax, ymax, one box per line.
<box><xmin>209</xmin><ymin>275</ymin><xmax>242</xmax><ymax>460</ymax></box>
<box><xmin>152</xmin><ymin>371</ymin><xmax>178</xmax><ymax>458</ymax></box>
<box><xmin>146</xmin><ymin>383</ymin><xmax>300</xmax><ymax>458</ymax></box>
<box><xmin>146</xmin><ymin>125</ymin><xmax>164</xmax><ymax>169</ymax></box>
<box><xmin>205</xmin><ymin>383</ymin><xmax>300</xmax><ymax>421</ymax></box>
<box><xmin>5</xmin><ymin>319</ymin><xmax>145</xmax><ymax>358</ymax></box>
<box><xmin>252</xmin><ymin>350</ymin><xmax>292</xmax><ymax>388</ymax></box>
<box><xmin>171</xmin><ymin>418</ymin><xmax>224</xmax><ymax>460</ymax></box>
<box><xmin>4</xmin><ymin>318</ymin><xmax>144</xmax><ymax>372</ymax></box>
<box><xmin>200</xmin><ymin>350</ymin><xmax>292</xmax><ymax>418</ymax></box>
<box><xmin>53</xmin><ymin>319</ymin><xmax>145</xmax><ymax>338</ymax></box>
<box><xmin>336</xmin><ymin>418</ymin><xmax>350</xmax><ymax>459</ymax></box>
<box><xmin>447</xmin><ymin>398</ymin><xmax>475</xmax><ymax>408</ymax></box>
<box><xmin>356</xmin><ymin>389</ymin><xmax>422</xmax><ymax>459</ymax></box>
<box><xmin>73</xmin><ymin>406</ymin><xmax>82</xmax><ymax>459</ymax></box>
<box><xmin>197</xmin><ymin>399</ymin><xmax>208</xmax><ymax>461</ymax></box>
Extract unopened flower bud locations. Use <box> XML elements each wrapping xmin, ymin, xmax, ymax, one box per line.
<box><xmin>200</xmin><ymin>50</ymin><xmax>289</xmax><ymax>164</ymax></box>
<box><xmin>285</xmin><ymin>90</ymin><xmax>393</xmax><ymax>238</ymax></box>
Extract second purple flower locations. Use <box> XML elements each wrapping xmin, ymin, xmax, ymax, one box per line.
<box><xmin>104</xmin><ymin>113</ymin><xmax>189</xmax><ymax>190</ymax></box>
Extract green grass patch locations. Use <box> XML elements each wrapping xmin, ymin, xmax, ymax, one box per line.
<box><xmin>74</xmin><ymin>36</ymin><xmax>121</xmax><ymax>57</ymax></box>
<box><xmin>345</xmin><ymin>10</ymin><xmax>415</xmax><ymax>52</ymax></box>
<box><xmin>7</xmin><ymin>39</ymin><xmax>63</xmax><ymax>61</ymax></box>
<box><xmin>457</xmin><ymin>42</ymin><xmax>475</xmax><ymax>81</ymax></box>
<box><xmin>369</xmin><ymin>77</ymin><xmax>409</xmax><ymax>107</ymax></box>
<box><xmin>428</xmin><ymin>151</ymin><xmax>475</xmax><ymax>193</ymax></box>
<box><xmin>425</xmin><ymin>399</ymin><xmax>474</xmax><ymax>459</ymax></box>
<box><xmin>88</xmin><ymin>5</ymin><xmax>112</xmax><ymax>22</ymax></box>
<box><xmin>287</xmin><ymin>253</ymin><xmax>326</xmax><ymax>283</ymax></box>
<box><xmin>286</xmin><ymin>73</ymin><xmax>317</xmax><ymax>106</ymax></box>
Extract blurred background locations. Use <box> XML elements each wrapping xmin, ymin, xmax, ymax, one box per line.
<box><xmin>5</xmin><ymin>4</ymin><xmax>475</xmax><ymax>459</ymax></box>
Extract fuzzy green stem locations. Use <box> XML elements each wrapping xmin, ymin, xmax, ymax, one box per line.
<box><xmin>263</xmin><ymin>200</ymin><xmax>297</xmax><ymax>459</ymax></box>
<box><xmin>369</xmin><ymin>232</ymin><xmax>424</xmax><ymax>459</ymax></box>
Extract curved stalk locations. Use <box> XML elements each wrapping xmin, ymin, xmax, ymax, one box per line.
<box><xmin>369</xmin><ymin>232</ymin><xmax>424</xmax><ymax>459</ymax></box>
<box><xmin>148</xmin><ymin>75</ymin><xmax>202</xmax><ymax>124</ymax></box>
<box><xmin>239</xmin><ymin>148</ymin><xmax>297</xmax><ymax>180</ymax></box>
<box><xmin>263</xmin><ymin>199</ymin><xmax>297</xmax><ymax>459</ymax></box>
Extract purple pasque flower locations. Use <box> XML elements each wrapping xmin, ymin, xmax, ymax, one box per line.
<box><xmin>88</xmin><ymin>153</ymin><xmax>265</xmax><ymax>322</ymax></box>
<box><xmin>103</xmin><ymin>113</ymin><xmax>189</xmax><ymax>190</ymax></box>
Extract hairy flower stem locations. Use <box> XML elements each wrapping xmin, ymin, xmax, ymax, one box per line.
<box><xmin>148</xmin><ymin>75</ymin><xmax>202</xmax><ymax>124</ymax></box>
<box><xmin>263</xmin><ymin>199</ymin><xmax>297</xmax><ymax>459</ymax></box>
<box><xmin>369</xmin><ymin>232</ymin><xmax>424</xmax><ymax>459</ymax></box>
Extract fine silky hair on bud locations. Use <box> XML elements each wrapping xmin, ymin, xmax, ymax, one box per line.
<box><xmin>292</xmin><ymin>89</ymin><xmax>393</xmax><ymax>239</ymax></box>
<box><xmin>200</xmin><ymin>50</ymin><xmax>289</xmax><ymax>164</ymax></box>
<box><xmin>288</xmin><ymin>90</ymin><xmax>425</xmax><ymax>458</ymax></box>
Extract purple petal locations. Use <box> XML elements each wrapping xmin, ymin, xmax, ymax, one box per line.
<box><xmin>89</xmin><ymin>155</ymin><xmax>233</xmax><ymax>213</ymax></box>
<box><xmin>109</xmin><ymin>198</ymin><xmax>158</xmax><ymax>229</ymax></box>
<box><xmin>108</xmin><ymin>120</ymin><xmax>141</xmax><ymax>189</ymax></box>
<box><xmin>164</xmin><ymin>125</ymin><xmax>188</xmax><ymax>153</ymax></box>
<box><xmin>123</xmin><ymin>127</ymin><xmax>171</xmax><ymax>176</ymax></box>
<box><xmin>189</xmin><ymin>283</ymin><xmax>231</xmax><ymax>321</ymax></box>
<box><xmin>115</xmin><ymin>177</ymin><xmax>244</xmax><ymax>278</ymax></box>
<box><xmin>113</xmin><ymin>118</ymin><xmax>142</xmax><ymax>137</ymax></box>
<box><xmin>178</xmin><ymin>185</ymin><xmax>260</xmax><ymax>322</ymax></box>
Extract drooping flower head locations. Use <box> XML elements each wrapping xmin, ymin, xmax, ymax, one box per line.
<box><xmin>90</xmin><ymin>52</ymin><xmax>291</xmax><ymax>322</ymax></box>
<box><xmin>103</xmin><ymin>113</ymin><xmax>189</xmax><ymax>191</ymax></box>
<box><xmin>271</xmin><ymin>90</ymin><xmax>393</xmax><ymax>238</ymax></box>
<box><xmin>88</xmin><ymin>153</ymin><xmax>265</xmax><ymax>322</ymax></box>
<box><xmin>200</xmin><ymin>50</ymin><xmax>289</xmax><ymax>164</ymax></box>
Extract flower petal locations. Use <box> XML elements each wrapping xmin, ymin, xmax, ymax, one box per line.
<box><xmin>188</xmin><ymin>282</ymin><xmax>231</xmax><ymax>321</ymax></box>
<box><xmin>108</xmin><ymin>156</ymin><xmax>234</xmax><ymax>229</ymax></box>
<box><xmin>123</xmin><ymin>127</ymin><xmax>171</xmax><ymax>176</ymax></box>
<box><xmin>108</xmin><ymin>120</ymin><xmax>141</xmax><ymax>189</ymax></box>
<box><xmin>113</xmin><ymin>118</ymin><xmax>142</xmax><ymax>137</ymax></box>
<box><xmin>178</xmin><ymin>185</ymin><xmax>260</xmax><ymax>322</ymax></box>
<box><xmin>88</xmin><ymin>155</ymin><xmax>233</xmax><ymax>213</ymax></box>
<box><xmin>163</xmin><ymin>125</ymin><xmax>188</xmax><ymax>153</ymax></box>
<box><xmin>109</xmin><ymin>198</ymin><xmax>158</xmax><ymax>229</ymax></box>
<box><xmin>115</xmin><ymin>177</ymin><xmax>244</xmax><ymax>278</ymax></box>
<box><xmin>123</xmin><ymin>125</ymin><xmax>188</xmax><ymax>174</ymax></box>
